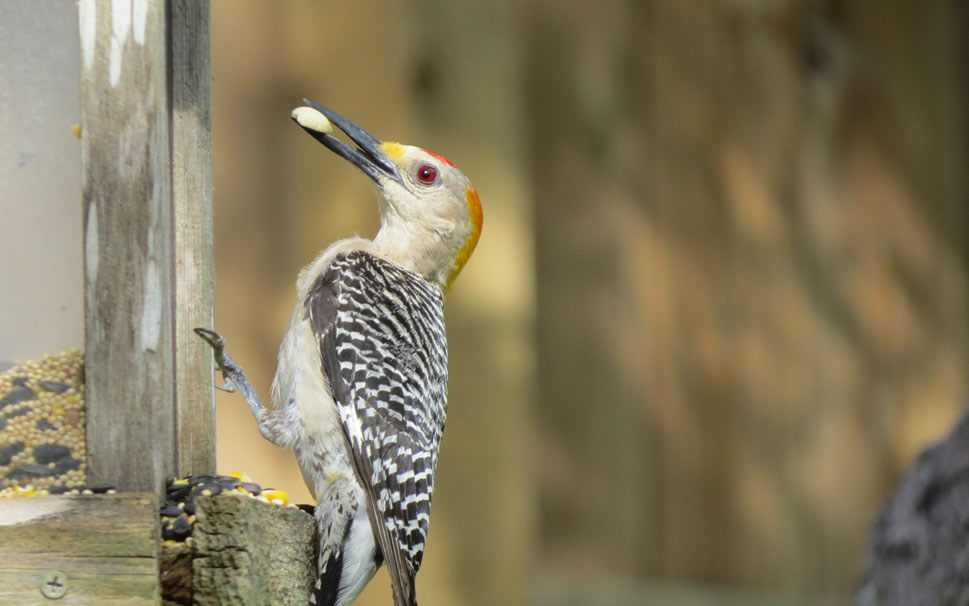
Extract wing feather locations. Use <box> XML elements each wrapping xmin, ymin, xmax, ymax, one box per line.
<box><xmin>305</xmin><ymin>250</ymin><xmax>447</xmax><ymax>606</ymax></box>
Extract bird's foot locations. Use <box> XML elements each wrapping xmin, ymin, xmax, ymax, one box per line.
<box><xmin>194</xmin><ymin>327</ymin><xmax>265</xmax><ymax>411</ymax></box>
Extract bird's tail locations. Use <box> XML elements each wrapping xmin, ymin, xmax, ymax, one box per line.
<box><xmin>309</xmin><ymin>549</ymin><xmax>344</xmax><ymax>606</ymax></box>
<box><xmin>309</xmin><ymin>497</ymin><xmax>381</xmax><ymax>606</ymax></box>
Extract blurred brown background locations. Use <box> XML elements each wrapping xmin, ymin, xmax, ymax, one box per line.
<box><xmin>208</xmin><ymin>2</ymin><xmax>968</xmax><ymax>605</ymax></box>
<box><xmin>0</xmin><ymin>1</ymin><xmax>963</xmax><ymax>604</ymax></box>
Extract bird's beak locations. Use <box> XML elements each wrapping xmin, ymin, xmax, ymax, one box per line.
<box><xmin>293</xmin><ymin>99</ymin><xmax>399</xmax><ymax>183</ymax></box>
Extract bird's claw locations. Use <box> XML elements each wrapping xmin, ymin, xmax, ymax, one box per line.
<box><xmin>194</xmin><ymin>327</ymin><xmax>266</xmax><ymax>417</ymax></box>
<box><xmin>215</xmin><ymin>381</ymin><xmax>237</xmax><ymax>393</ymax></box>
<box><xmin>195</xmin><ymin>327</ymin><xmax>236</xmax><ymax>386</ymax></box>
<box><xmin>194</xmin><ymin>327</ymin><xmax>226</xmax><ymax>351</ymax></box>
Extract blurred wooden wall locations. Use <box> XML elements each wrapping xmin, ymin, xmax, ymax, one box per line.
<box><xmin>527</xmin><ymin>0</ymin><xmax>968</xmax><ymax>602</ymax></box>
<box><xmin>211</xmin><ymin>1</ymin><xmax>967</xmax><ymax>605</ymax></box>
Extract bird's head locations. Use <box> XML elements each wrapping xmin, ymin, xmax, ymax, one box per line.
<box><xmin>293</xmin><ymin>99</ymin><xmax>482</xmax><ymax>292</ymax></box>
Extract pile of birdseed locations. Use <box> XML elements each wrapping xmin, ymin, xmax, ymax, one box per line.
<box><xmin>0</xmin><ymin>349</ymin><xmax>86</xmax><ymax>497</ymax></box>
<box><xmin>161</xmin><ymin>473</ymin><xmax>299</xmax><ymax>548</ymax></box>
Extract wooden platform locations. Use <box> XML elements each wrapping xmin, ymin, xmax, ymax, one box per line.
<box><xmin>0</xmin><ymin>494</ymin><xmax>159</xmax><ymax>605</ymax></box>
<box><xmin>0</xmin><ymin>492</ymin><xmax>318</xmax><ymax>605</ymax></box>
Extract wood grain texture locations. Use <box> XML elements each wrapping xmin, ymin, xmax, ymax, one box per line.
<box><xmin>170</xmin><ymin>0</ymin><xmax>216</xmax><ymax>478</ymax></box>
<box><xmin>81</xmin><ymin>0</ymin><xmax>215</xmax><ymax>492</ymax></box>
<box><xmin>81</xmin><ymin>0</ymin><xmax>175</xmax><ymax>494</ymax></box>
<box><xmin>192</xmin><ymin>494</ymin><xmax>317</xmax><ymax>605</ymax></box>
<box><xmin>0</xmin><ymin>494</ymin><xmax>159</xmax><ymax>605</ymax></box>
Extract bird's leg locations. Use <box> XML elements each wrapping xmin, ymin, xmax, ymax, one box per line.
<box><xmin>194</xmin><ymin>327</ymin><xmax>264</xmax><ymax>406</ymax></box>
<box><xmin>195</xmin><ymin>327</ymin><xmax>293</xmax><ymax>447</ymax></box>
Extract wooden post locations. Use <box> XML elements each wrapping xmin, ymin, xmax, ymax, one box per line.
<box><xmin>170</xmin><ymin>0</ymin><xmax>215</xmax><ymax>481</ymax></box>
<box><xmin>191</xmin><ymin>495</ymin><xmax>317</xmax><ymax>605</ymax></box>
<box><xmin>79</xmin><ymin>0</ymin><xmax>214</xmax><ymax>494</ymax></box>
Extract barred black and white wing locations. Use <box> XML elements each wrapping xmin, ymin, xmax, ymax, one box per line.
<box><xmin>305</xmin><ymin>250</ymin><xmax>448</xmax><ymax>606</ymax></box>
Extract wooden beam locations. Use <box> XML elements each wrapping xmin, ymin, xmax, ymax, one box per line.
<box><xmin>0</xmin><ymin>494</ymin><xmax>159</xmax><ymax>605</ymax></box>
<box><xmin>80</xmin><ymin>0</ymin><xmax>214</xmax><ymax>493</ymax></box>
<box><xmin>192</xmin><ymin>494</ymin><xmax>317</xmax><ymax>605</ymax></box>
<box><xmin>170</xmin><ymin>0</ymin><xmax>215</xmax><ymax>478</ymax></box>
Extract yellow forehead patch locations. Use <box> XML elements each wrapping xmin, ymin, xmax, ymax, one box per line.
<box><xmin>381</xmin><ymin>142</ymin><xmax>406</xmax><ymax>160</ymax></box>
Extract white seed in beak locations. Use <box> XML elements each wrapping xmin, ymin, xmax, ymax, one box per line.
<box><xmin>291</xmin><ymin>106</ymin><xmax>333</xmax><ymax>134</ymax></box>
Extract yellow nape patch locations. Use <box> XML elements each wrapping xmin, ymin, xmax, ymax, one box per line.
<box><xmin>326</xmin><ymin>471</ymin><xmax>349</xmax><ymax>483</ymax></box>
<box><xmin>381</xmin><ymin>142</ymin><xmax>406</xmax><ymax>160</ymax></box>
<box><xmin>445</xmin><ymin>187</ymin><xmax>483</xmax><ymax>292</ymax></box>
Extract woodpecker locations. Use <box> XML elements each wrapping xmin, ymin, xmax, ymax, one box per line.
<box><xmin>196</xmin><ymin>99</ymin><xmax>481</xmax><ymax>606</ymax></box>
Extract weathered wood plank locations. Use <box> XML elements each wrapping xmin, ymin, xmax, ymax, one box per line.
<box><xmin>192</xmin><ymin>494</ymin><xmax>317</xmax><ymax>606</ymax></box>
<box><xmin>170</xmin><ymin>0</ymin><xmax>216</xmax><ymax>478</ymax></box>
<box><xmin>80</xmin><ymin>0</ymin><xmax>215</xmax><ymax>492</ymax></box>
<box><xmin>80</xmin><ymin>0</ymin><xmax>175</xmax><ymax>493</ymax></box>
<box><xmin>0</xmin><ymin>494</ymin><xmax>159</xmax><ymax>605</ymax></box>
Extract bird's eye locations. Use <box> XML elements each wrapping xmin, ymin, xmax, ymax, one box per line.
<box><xmin>415</xmin><ymin>164</ymin><xmax>438</xmax><ymax>184</ymax></box>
